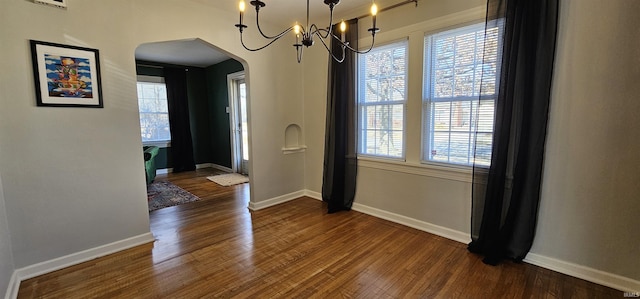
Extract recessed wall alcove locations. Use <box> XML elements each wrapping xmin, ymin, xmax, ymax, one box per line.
<box><xmin>282</xmin><ymin>124</ymin><xmax>306</xmax><ymax>154</ymax></box>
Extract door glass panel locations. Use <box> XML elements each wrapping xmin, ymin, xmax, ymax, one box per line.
<box><xmin>239</xmin><ymin>82</ymin><xmax>249</xmax><ymax>161</ymax></box>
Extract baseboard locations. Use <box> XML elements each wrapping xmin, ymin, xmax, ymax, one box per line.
<box><xmin>248</xmin><ymin>190</ymin><xmax>306</xmax><ymax>211</ymax></box>
<box><xmin>4</xmin><ymin>271</ymin><xmax>18</xmax><ymax>299</ymax></box>
<box><xmin>156</xmin><ymin>168</ymin><xmax>171</xmax><ymax>175</ymax></box>
<box><xmin>7</xmin><ymin>188</ymin><xmax>635</xmax><ymax>296</ymax></box>
<box><xmin>525</xmin><ymin>253</ymin><xmax>640</xmax><ymax>293</ymax></box>
<box><xmin>302</xmin><ymin>189</ymin><xmax>638</xmax><ymax>292</ymax></box>
<box><xmin>156</xmin><ymin>164</ymin><xmax>223</xmax><ymax>176</ymax></box>
<box><xmin>353</xmin><ymin>203</ymin><xmax>471</xmax><ymax>244</ymax></box>
<box><xmin>6</xmin><ymin>232</ymin><xmax>155</xmax><ymax>299</ymax></box>
<box><xmin>210</xmin><ymin>164</ymin><xmax>233</xmax><ymax>173</ymax></box>
<box><xmin>303</xmin><ymin>189</ymin><xmax>470</xmax><ymax>243</ymax></box>
<box><xmin>304</xmin><ymin>190</ymin><xmax>322</xmax><ymax>200</ymax></box>
<box><xmin>350</xmin><ymin>201</ymin><xmax>639</xmax><ymax>293</ymax></box>
<box><xmin>196</xmin><ymin>163</ymin><xmax>214</xmax><ymax>170</ymax></box>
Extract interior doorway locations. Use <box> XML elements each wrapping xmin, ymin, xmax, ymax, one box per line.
<box><xmin>228</xmin><ymin>71</ymin><xmax>249</xmax><ymax>175</ymax></box>
<box><xmin>135</xmin><ymin>38</ymin><xmax>253</xmax><ymax>212</ymax></box>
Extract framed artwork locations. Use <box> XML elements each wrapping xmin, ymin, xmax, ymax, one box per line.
<box><xmin>30</xmin><ymin>40</ymin><xmax>103</xmax><ymax>108</ymax></box>
<box><xmin>34</xmin><ymin>0</ymin><xmax>67</xmax><ymax>8</ymax></box>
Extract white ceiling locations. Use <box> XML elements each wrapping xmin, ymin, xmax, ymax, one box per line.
<box><xmin>135</xmin><ymin>0</ymin><xmax>378</xmax><ymax>67</ymax></box>
<box><xmin>135</xmin><ymin>39</ymin><xmax>231</xmax><ymax>68</ymax></box>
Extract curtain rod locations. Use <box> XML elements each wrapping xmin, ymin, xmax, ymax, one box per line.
<box><xmin>356</xmin><ymin>0</ymin><xmax>419</xmax><ymax>20</ymax></box>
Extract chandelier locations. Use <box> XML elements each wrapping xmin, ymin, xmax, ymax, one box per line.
<box><xmin>235</xmin><ymin>0</ymin><xmax>379</xmax><ymax>63</ymax></box>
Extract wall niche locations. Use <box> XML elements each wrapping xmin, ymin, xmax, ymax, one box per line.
<box><xmin>282</xmin><ymin>124</ymin><xmax>306</xmax><ymax>154</ymax></box>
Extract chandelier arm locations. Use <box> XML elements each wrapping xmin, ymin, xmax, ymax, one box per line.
<box><xmin>296</xmin><ymin>46</ymin><xmax>303</xmax><ymax>63</ymax></box>
<box><xmin>306</xmin><ymin>0</ymin><xmax>335</xmax><ymax>40</ymax></box>
<box><xmin>255</xmin><ymin>10</ymin><xmax>295</xmax><ymax>39</ymax></box>
<box><xmin>236</xmin><ymin>0</ymin><xmax>397</xmax><ymax>62</ymax></box>
<box><xmin>313</xmin><ymin>31</ymin><xmax>346</xmax><ymax>63</ymax></box>
<box><xmin>331</xmin><ymin>33</ymin><xmax>377</xmax><ymax>54</ymax></box>
<box><xmin>311</xmin><ymin>5</ymin><xmax>334</xmax><ymax>39</ymax></box>
<box><xmin>316</xmin><ymin>28</ymin><xmax>329</xmax><ymax>34</ymax></box>
<box><xmin>240</xmin><ymin>30</ymin><xmax>291</xmax><ymax>51</ymax></box>
<box><xmin>310</xmin><ymin>24</ymin><xmax>331</xmax><ymax>40</ymax></box>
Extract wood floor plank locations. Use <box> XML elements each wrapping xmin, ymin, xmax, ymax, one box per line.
<box><xmin>17</xmin><ymin>168</ymin><xmax>622</xmax><ymax>298</ymax></box>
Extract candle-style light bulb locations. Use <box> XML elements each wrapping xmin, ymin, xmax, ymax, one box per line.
<box><xmin>293</xmin><ymin>23</ymin><xmax>301</xmax><ymax>44</ymax></box>
<box><xmin>340</xmin><ymin>21</ymin><xmax>347</xmax><ymax>32</ymax></box>
<box><xmin>238</xmin><ymin>1</ymin><xmax>246</xmax><ymax>27</ymax></box>
<box><xmin>370</xmin><ymin>2</ymin><xmax>378</xmax><ymax>35</ymax></box>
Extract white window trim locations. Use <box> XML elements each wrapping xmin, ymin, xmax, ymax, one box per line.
<box><xmin>354</xmin><ymin>6</ymin><xmax>490</xmax><ymax>182</ymax></box>
<box><xmin>421</xmin><ymin>21</ymin><xmax>502</xmax><ymax>167</ymax></box>
<box><xmin>358</xmin><ymin>156</ymin><xmax>472</xmax><ymax>183</ymax></box>
<box><xmin>137</xmin><ymin>76</ymin><xmax>171</xmax><ymax>147</ymax></box>
<box><xmin>143</xmin><ymin>140</ymin><xmax>171</xmax><ymax>148</ymax></box>
<box><xmin>357</xmin><ymin>39</ymin><xmax>409</xmax><ymax>160</ymax></box>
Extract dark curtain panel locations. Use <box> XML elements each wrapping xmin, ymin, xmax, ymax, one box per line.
<box><xmin>322</xmin><ymin>19</ymin><xmax>358</xmax><ymax>214</ymax></box>
<box><xmin>469</xmin><ymin>0</ymin><xmax>559</xmax><ymax>265</ymax></box>
<box><xmin>165</xmin><ymin>67</ymin><xmax>196</xmax><ymax>173</ymax></box>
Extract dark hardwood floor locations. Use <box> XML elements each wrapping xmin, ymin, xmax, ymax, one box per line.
<box><xmin>18</xmin><ymin>168</ymin><xmax>621</xmax><ymax>298</ymax></box>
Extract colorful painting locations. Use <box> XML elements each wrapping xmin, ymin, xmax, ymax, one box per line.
<box><xmin>30</xmin><ymin>40</ymin><xmax>103</xmax><ymax>108</ymax></box>
<box><xmin>45</xmin><ymin>55</ymin><xmax>93</xmax><ymax>98</ymax></box>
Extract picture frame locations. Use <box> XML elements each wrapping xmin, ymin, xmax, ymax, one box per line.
<box><xmin>30</xmin><ymin>40</ymin><xmax>103</xmax><ymax>108</ymax></box>
<box><xmin>34</xmin><ymin>0</ymin><xmax>67</xmax><ymax>9</ymax></box>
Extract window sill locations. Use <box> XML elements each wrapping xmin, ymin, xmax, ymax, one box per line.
<box><xmin>357</xmin><ymin>157</ymin><xmax>472</xmax><ymax>183</ymax></box>
<box><xmin>282</xmin><ymin>146</ymin><xmax>307</xmax><ymax>154</ymax></box>
<box><xmin>143</xmin><ymin>140</ymin><xmax>171</xmax><ymax>148</ymax></box>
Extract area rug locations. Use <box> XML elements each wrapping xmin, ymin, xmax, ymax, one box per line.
<box><xmin>207</xmin><ymin>173</ymin><xmax>249</xmax><ymax>186</ymax></box>
<box><xmin>147</xmin><ymin>181</ymin><xmax>200</xmax><ymax>212</ymax></box>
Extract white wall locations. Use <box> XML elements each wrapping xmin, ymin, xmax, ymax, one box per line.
<box><xmin>304</xmin><ymin>0</ymin><xmax>640</xmax><ymax>287</ymax></box>
<box><xmin>1</xmin><ymin>0</ymin><xmax>150</xmax><ymax>268</ymax></box>
<box><xmin>532</xmin><ymin>0</ymin><xmax>640</xmax><ymax>281</ymax></box>
<box><xmin>0</xmin><ymin>173</ymin><xmax>15</xmax><ymax>297</ymax></box>
<box><xmin>0</xmin><ymin>2</ymin><xmax>15</xmax><ymax>295</ymax></box>
<box><xmin>304</xmin><ymin>0</ymin><xmax>485</xmax><ymax>232</ymax></box>
<box><xmin>0</xmin><ymin>0</ymin><xmax>303</xmax><ymax>278</ymax></box>
<box><xmin>1</xmin><ymin>0</ymin><xmax>637</xmax><ymax>294</ymax></box>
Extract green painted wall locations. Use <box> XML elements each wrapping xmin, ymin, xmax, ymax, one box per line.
<box><xmin>205</xmin><ymin>59</ymin><xmax>244</xmax><ymax>169</ymax></box>
<box><xmin>154</xmin><ymin>147</ymin><xmax>171</xmax><ymax>169</ymax></box>
<box><xmin>136</xmin><ymin>59</ymin><xmax>243</xmax><ymax>171</ymax></box>
<box><xmin>136</xmin><ymin>64</ymin><xmax>163</xmax><ymax>77</ymax></box>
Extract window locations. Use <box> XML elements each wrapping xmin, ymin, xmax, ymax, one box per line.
<box><xmin>358</xmin><ymin>40</ymin><xmax>408</xmax><ymax>159</ymax></box>
<box><xmin>137</xmin><ymin>77</ymin><xmax>171</xmax><ymax>144</ymax></box>
<box><xmin>423</xmin><ymin>23</ymin><xmax>501</xmax><ymax>166</ymax></box>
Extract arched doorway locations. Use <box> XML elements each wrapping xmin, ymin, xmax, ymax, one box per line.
<box><xmin>134</xmin><ymin>39</ymin><xmax>252</xmax><ymax>210</ymax></box>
